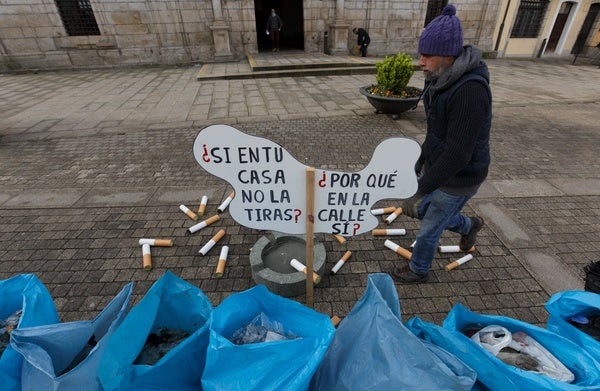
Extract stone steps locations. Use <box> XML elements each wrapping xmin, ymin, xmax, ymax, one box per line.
<box><xmin>197</xmin><ymin>52</ymin><xmax>378</xmax><ymax>80</ymax></box>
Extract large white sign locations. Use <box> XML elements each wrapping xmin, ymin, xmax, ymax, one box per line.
<box><xmin>193</xmin><ymin>124</ymin><xmax>420</xmax><ymax>236</ymax></box>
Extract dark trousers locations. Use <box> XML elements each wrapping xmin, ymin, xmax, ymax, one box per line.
<box><xmin>270</xmin><ymin>29</ymin><xmax>280</xmax><ymax>50</ymax></box>
<box><xmin>360</xmin><ymin>44</ymin><xmax>368</xmax><ymax>57</ymax></box>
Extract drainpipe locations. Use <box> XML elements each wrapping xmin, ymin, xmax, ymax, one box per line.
<box><xmin>495</xmin><ymin>0</ymin><xmax>512</xmax><ymax>52</ymax></box>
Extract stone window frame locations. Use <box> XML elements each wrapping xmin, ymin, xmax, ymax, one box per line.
<box><xmin>55</xmin><ymin>0</ymin><xmax>101</xmax><ymax>36</ymax></box>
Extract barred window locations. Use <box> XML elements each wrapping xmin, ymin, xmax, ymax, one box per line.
<box><xmin>55</xmin><ymin>0</ymin><xmax>100</xmax><ymax>36</ymax></box>
<box><xmin>511</xmin><ymin>0</ymin><xmax>549</xmax><ymax>38</ymax></box>
<box><xmin>424</xmin><ymin>0</ymin><xmax>448</xmax><ymax>27</ymax></box>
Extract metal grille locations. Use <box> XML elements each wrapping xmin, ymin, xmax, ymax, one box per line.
<box><xmin>55</xmin><ymin>0</ymin><xmax>100</xmax><ymax>36</ymax></box>
<box><xmin>424</xmin><ymin>0</ymin><xmax>448</xmax><ymax>27</ymax></box>
<box><xmin>511</xmin><ymin>0</ymin><xmax>549</xmax><ymax>38</ymax></box>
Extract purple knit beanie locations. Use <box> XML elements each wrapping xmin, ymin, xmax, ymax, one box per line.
<box><xmin>418</xmin><ymin>4</ymin><xmax>463</xmax><ymax>56</ymax></box>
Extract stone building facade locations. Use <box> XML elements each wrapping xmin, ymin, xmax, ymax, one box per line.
<box><xmin>0</xmin><ymin>0</ymin><xmax>598</xmax><ymax>71</ymax></box>
<box><xmin>0</xmin><ymin>0</ymin><xmax>499</xmax><ymax>71</ymax></box>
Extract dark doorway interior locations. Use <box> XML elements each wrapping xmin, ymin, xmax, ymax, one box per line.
<box><xmin>546</xmin><ymin>2</ymin><xmax>573</xmax><ymax>52</ymax></box>
<box><xmin>255</xmin><ymin>0</ymin><xmax>304</xmax><ymax>52</ymax></box>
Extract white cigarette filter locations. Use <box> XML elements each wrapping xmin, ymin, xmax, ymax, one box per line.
<box><xmin>290</xmin><ymin>258</ymin><xmax>321</xmax><ymax>284</ymax></box>
<box><xmin>371</xmin><ymin>206</ymin><xmax>397</xmax><ymax>216</ymax></box>
<box><xmin>215</xmin><ymin>246</ymin><xmax>229</xmax><ymax>277</ymax></box>
<box><xmin>199</xmin><ymin>229</ymin><xmax>226</xmax><ymax>255</ymax></box>
<box><xmin>188</xmin><ymin>214</ymin><xmax>220</xmax><ymax>234</ymax></box>
<box><xmin>138</xmin><ymin>238</ymin><xmax>174</xmax><ymax>247</ymax></box>
<box><xmin>438</xmin><ymin>245</ymin><xmax>476</xmax><ymax>253</ymax></box>
<box><xmin>142</xmin><ymin>243</ymin><xmax>152</xmax><ymax>270</ymax></box>
<box><xmin>217</xmin><ymin>191</ymin><xmax>235</xmax><ymax>213</ymax></box>
<box><xmin>410</xmin><ymin>240</ymin><xmax>417</xmax><ymax>248</ymax></box>
<box><xmin>333</xmin><ymin>234</ymin><xmax>346</xmax><ymax>244</ymax></box>
<box><xmin>445</xmin><ymin>254</ymin><xmax>474</xmax><ymax>271</ymax></box>
<box><xmin>372</xmin><ymin>229</ymin><xmax>406</xmax><ymax>236</ymax></box>
<box><xmin>385</xmin><ymin>207</ymin><xmax>403</xmax><ymax>224</ymax></box>
<box><xmin>198</xmin><ymin>195</ymin><xmax>208</xmax><ymax>215</ymax></box>
<box><xmin>180</xmin><ymin>204</ymin><xmax>199</xmax><ymax>221</ymax></box>
<box><xmin>331</xmin><ymin>251</ymin><xmax>352</xmax><ymax>274</ymax></box>
<box><xmin>384</xmin><ymin>239</ymin><xmax>412</xmax><ymax>260</ymax></box>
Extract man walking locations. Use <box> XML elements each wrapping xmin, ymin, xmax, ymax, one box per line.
<box><xmin>266</xmin><ymin>8</ymin><xmax>283</xmax><ymax>52</ymax></box>
<box><xmin>392</xmin><ymin>4</ymin><xmax>491</xmax><ymax>283</ymax></box>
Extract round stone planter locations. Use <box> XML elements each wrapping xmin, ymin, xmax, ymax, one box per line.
<box><xmin>359</xmin><ymin>86</ymin><xmax>422</xmax><ymax>119</ymax></box>
<box><xmin>249</xmin><ymin>232</ymin><xmax>326</xmax><ymax>297</ymax></box>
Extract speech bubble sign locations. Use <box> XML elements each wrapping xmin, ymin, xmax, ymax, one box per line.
<box><xmin>193</xmin><ymin>124</ymin><xmax>419</xmax><ymax>236</ymax></box>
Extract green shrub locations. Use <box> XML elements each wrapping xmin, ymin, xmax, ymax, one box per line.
<box><xmin>375</xmin><ymin>53</ymin><xmax>414</xmax><ymax>93</ymax></box>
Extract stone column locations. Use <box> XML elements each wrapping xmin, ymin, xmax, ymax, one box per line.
<box><xmin>210</xmin><ymin>0</ymin><xmax>233</xmax><ymax>59</ymax></box>
<box><xmin>328</xmin><ymin>0</ymin><xmax>350</xmax><ymax>55</ymax></box>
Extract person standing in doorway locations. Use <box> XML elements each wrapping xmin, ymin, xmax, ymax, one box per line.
<box><xmin>266</xmin><ymin>8</ymin><xmax>283</xmax><ymax>52</ymax></box>
<box><xmin>392</xmin><ymin>4</ymin><xmax>491</xmax><ymax>283</ymax></box>
<box><xmin>352</xmin><ymin>27</ymin><xmax>370</xmax><ymax>57</ymax></box>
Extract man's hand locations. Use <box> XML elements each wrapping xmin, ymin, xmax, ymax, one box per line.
<box><xmin>400</xmin><ymin>193</ymin><xmax>425</xmax><ymax>219</ymax></box>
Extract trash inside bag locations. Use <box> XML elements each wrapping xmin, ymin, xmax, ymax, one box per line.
<box><xmin>546</xmin><ymin>290</ymin><xmax>600</xmax><ymax>359</ymax></box>
<box><xmin>567</xmin><ymin>315</ymin><xmax>600</xmax><ymax>341</ymax></box>
<box><xmin>202</xmin><ymin>284</ymin><xmax>335</xmax><ymax>391</ymax></box>
<box><xmin>134</xmin><ymin>328</ymin><xmax>190</xmax><ymax>365</ymax></box>
<box><xmin>98</xmin><ymin>271</ymin><xmax>212</xmax><ymax>391</ymax></box>
<box><xmin>442</xmin><ymin>303</ymin><xmax>600</xmax><ymax>390</ymax></box>
<box><xmin>230</xmin><ymin>313</ymin><xmax>297</xmax><ymax>345</ymax></box>
<box><xmin>470</xmin><ymin>325</ymin><xmax>574</xmax><ymax>382</ymax></box>
<box><xmin>0</xmin><ymin>310</ymin><xmax>22</xmax><ymax>355</ymax></box>
<box><xmin>10</xmin><ymin>282</ymin><xmax>133</xmax><ymax>391</ymax></box>
<box><xmin>311</xmin><ymin>274</ymin><xmax>476</xmax><ymax>391</ymax></box>
<box><xmin>1</xmin><ymin>274</ymin><xmax>59</xmax><ymax>391</ymax></box>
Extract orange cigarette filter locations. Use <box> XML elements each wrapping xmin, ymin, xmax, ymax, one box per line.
<box><xmin>334</xmin><ymin>234</ymin><xmax>346</xmax><ymax>244</ymax></box>
<box><xmin>396</xmin><ymin>246</ymin><xmax>412</xmax><ymax>260</ymax></box>
<box><xmin>212</xmin><ymin>229</ymin><xmax>226</xmax><ymax>243</ymax></box>
<box><xmin>331</xmin><ymin>316</ymin><xmax>341</xmax><ymax>327</ymax></box>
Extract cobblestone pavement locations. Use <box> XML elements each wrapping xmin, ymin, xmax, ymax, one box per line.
<box><xmin>0</xmin><ymin>56</ymin><xmax>599</xmax><ymax>327</ymax></box>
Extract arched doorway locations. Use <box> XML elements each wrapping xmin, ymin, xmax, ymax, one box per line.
<box><xmin>255</xmin><ymin>0</ymin><xmax>304</xmax><ymax>52</ymax></box>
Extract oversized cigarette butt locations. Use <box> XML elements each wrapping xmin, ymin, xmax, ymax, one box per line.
<box><xmin>331</xmin><ymin>251</ymin><xmax>352</xmax><ymax>274</ymax></box>
<box><xmin>138</xmin><ymin>238</ymin><xmax>174</xmax><ymax>247</ymax></box>
<box><xmin>372</xmin><ymin>228</ymin><xmax>406</xmax><ymax>236</ymax></box>
<box><xmin>438</xmin><ymin>245</ymin><xmax>476</xmax><ymax>253</ymax></box>
<box><xmin>188</xmin><ymin>214</ymin><xmax>220</xmax><ymax>234</ymax></box>
<box><xmin>290</xmin><ymin>258</ymin><xmax>321</xmax><ymax>284</ymax></box>
<box><xmin>199</xmin><ymin>229</ymin><xmax>226</xmax><ymax>255</ymax></box>
<box><xmin>385</xmin><ymin>207</ymin><xmax>403</xmax><ymax>224</ymax></box>
<box><xmin>198</xmin><ymin>195</ymin><xmax>208</xmax><ymax>216</ymax></box>
<box><xmin>142</xmin><ymin>243</ymin><xmax>152</xmax><ymax>270</ymax></box>
<box><xmin>180</xmin><ymin>204</ymin><xmax>199</xmax><ymax>221</ymax></box>
<box><xmin>445</xmin><ymin>254</ymin><xmax>474</xmax><ymax>271</ymax></box>
<box><xmin>215</xmin><ymin>246</ymin><xmax>229</xmax><ymax>277</ymax></box>
<box><xmin>217</xmin><ymin>191</ymin><xmax>235</xmax><ymax>213</ymax></box>
<box><xmin>371</xmin><ymin>206</ymin><xmax>396</xmax><ymax>216</ymax></box>
<box><xmin>331</xmin><ymin>316</ymin><xmax>341</xmax><ymax>327</ymax></box>
<box><xmin>333</xmin><ymin>234</ymin><xmax>346</xmax><ymax>244</ymax></box>
<box><xmin>384</xmin><ymin>239</ymin><xmax>412</xmax><ymax>260</ymax></box>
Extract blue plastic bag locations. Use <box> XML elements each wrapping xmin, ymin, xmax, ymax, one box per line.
<box><xmin>98</xmin><ymin>271</ymin><xmax>212</xmax><ymax>391</ymax></box>
<box><xmin>546</xmin><ymin>290</ymin><xmax>600</xmax><ymax>359</ymax></box>
<box><xmin>441</xmin><ymin>303</ymin><xmax>600</xmax><ymax>390</ymax></box>
<box><xmin>11</xmin><ymin>282</ymin><xmax>132</xmax><ymax>391</ymax></box>
<box><xmin>202</xmin><ymin>284</ymin><xmax>335</xmax><ymax>391</ymax></box>
<box><xmin>310</xmin><ymin>274</ymin><xmax>476</xmax><ymax>391</ymax></box>
<box><xmin>0</xmin><ymin>274</ymin><xmax>59</xmax><ymax>391</ymax></box>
